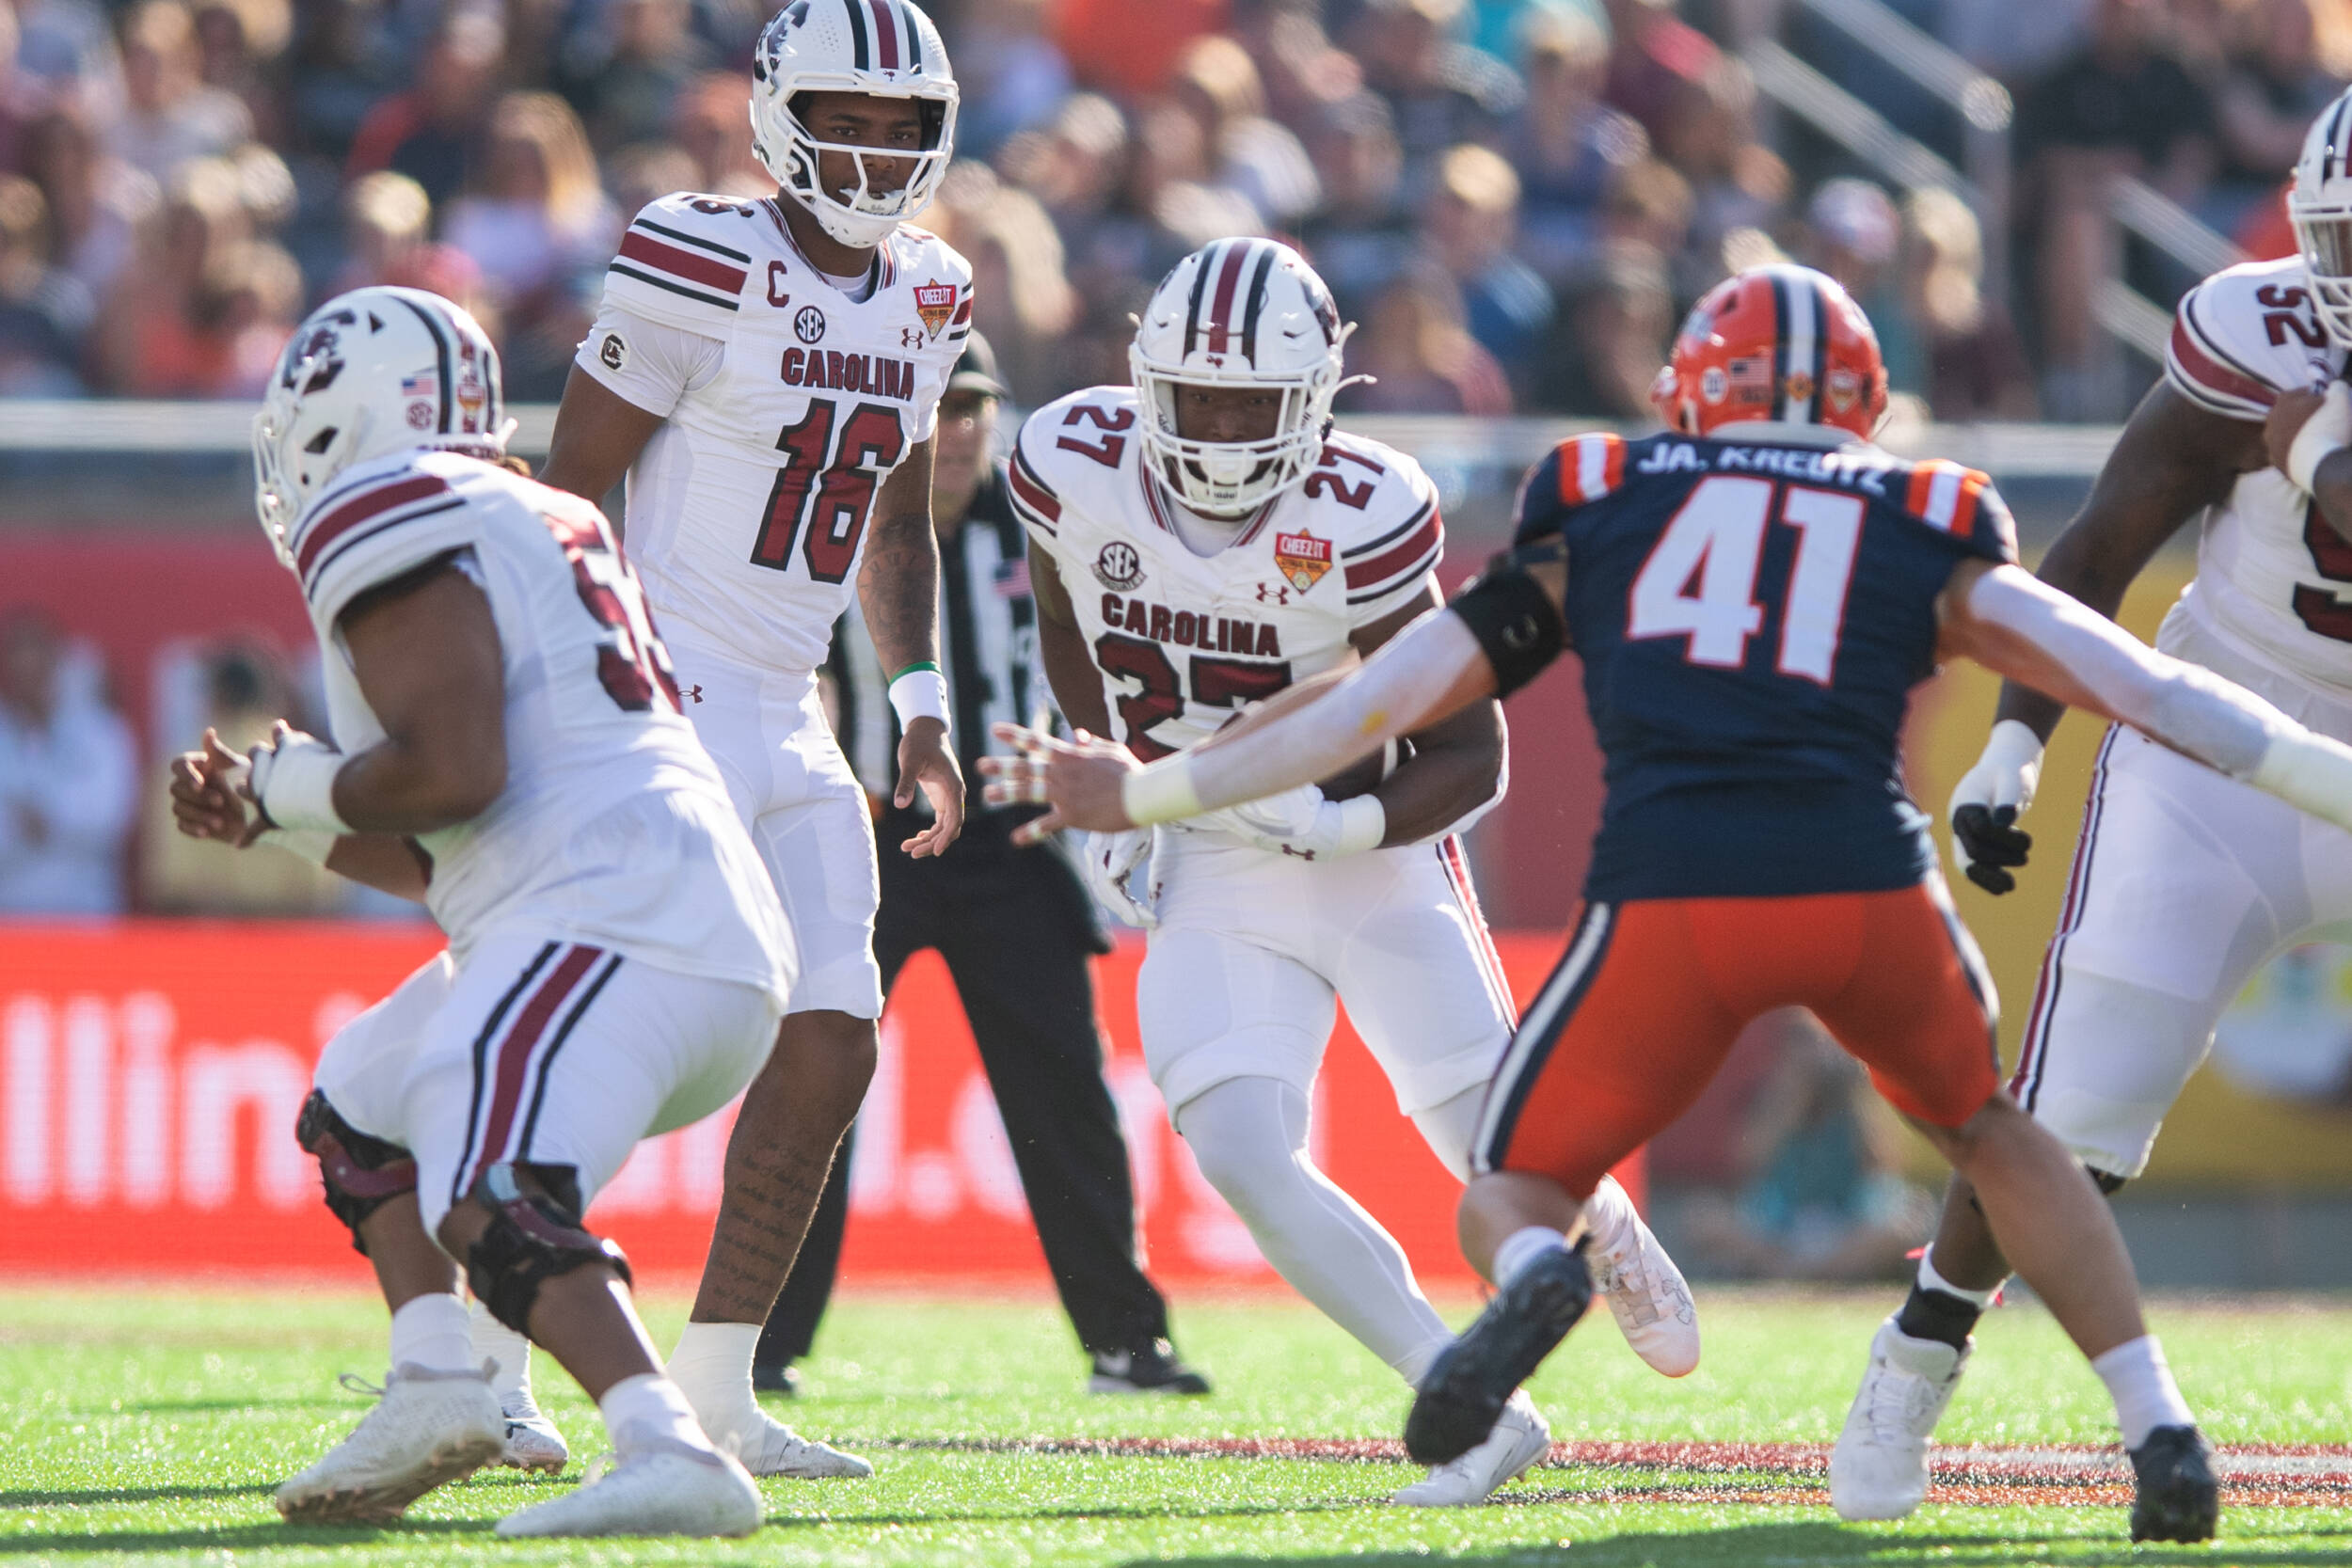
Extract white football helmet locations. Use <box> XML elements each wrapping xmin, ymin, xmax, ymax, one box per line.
<box><xmin>251</xmin><ymin>286</ymin><xmax>511</xmax><ymax>566</ymax></box>
<box><xmin>749</xmin><ymin>0</ymin><xmax>958</xmax><ymax>250</ymax></box>
<box><xmin>1129</xmin><ymin>238</ymin><xmax>1355</xmax><ymax>518</ymax></box>
<box><xmin>2292</xmin><ymin>87</ymin><xmax>2352</xmax><ymax>348</ymax></box>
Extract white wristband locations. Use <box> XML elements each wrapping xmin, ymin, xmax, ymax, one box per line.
<box><xmin>252</xmin><ymin>734</ymin><xmax>351</xmax><ymax>836</ymax></box>
<box><xmin>1328</xmin><ymin>793</ymin><xmax>1388</xmax><ymax>855</ymax></box>
<box><xmin>888</xmin><ymin>665</ymin><xmax>951</xmax><ymax>733</ymax></box>
<box><xmin>260</xmin><ymin>827</ymin><xmax>338</xmax><ymax>864</ymax></box>
<box><xmin>2251</xmin><ymin>724</ymin><xmax>2352</xmax><ymax>835</ymax></box>
<box><xmin>1122</xmin><ymin>758</ymin><xmax>1204</xmax><ymax>826</ymax></box>
<box><xmin>2287</xmin><ymin>381</ymin><xmax>2352</xmax><ymax>494</ymax></box>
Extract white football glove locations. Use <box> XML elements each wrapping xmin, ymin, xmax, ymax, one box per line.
<box><xmin>1188</xmin><ymin>782</ymin><xmax>1388</xmax><ymax>862</ymax></box>
<box><xmin>1948</xmin><ymin>719</ymin><xmax>2043</xmax><ymax>895</ymax></box>
<box><xmin>1080</xmin><ymin>826</ymin><xmax>1159</xmax><ymax>928</ymax></box>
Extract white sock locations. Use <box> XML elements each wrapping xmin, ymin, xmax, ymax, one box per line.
<box><xmin>469</xmin><ymin>1296</ymin><xmax>532</xmax><ymax>1400</ymax></box>
<box><xmin>1918</xmin><ymin>1245</ymin><xmax>1999</xmax><ymax>1309</ymax></box>
<box><xmin>388</xmin><ymin>1292</ymin><xmax>476</xmax><ymax>1376</ymax></box>
<box><xmin>599</xmin><ymin>1372</ymin><xmax>714</xmax><ymax>1455</ymax></box>
<box><xmin>1173</xmin><ymin>1078</ymin><xmax>1454</xmax><ymax>1384</ymax></box>
<box><xmin>667</xmin><ymin>1321</ymin><xmax>764</xmax><ymax>1434</ymax></box>
<box><xmin>1492</xmin><ymin>1226</ymin><xmax>1570</xmax><ymax>1291</ymax></box>
<box><xmin>2092</xmin><ymin>1335</ymin><xmax>2195</xmax><ymax>1449</ymax></box>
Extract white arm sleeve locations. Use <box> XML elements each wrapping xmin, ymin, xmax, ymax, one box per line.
<box><xmin>1965</xmin><ymin>565</ymin><xmax>2352</xmax><ymax>832</ymax></box>
<box><xmin>573</xmin><ymin>300</ymin><xmax>724</xmax><ymax>420</ymax></box>
<box><xmin>1124</xmin><ymin>609</ymin><xmax>1488</xmax><ymax>825</ymax></box>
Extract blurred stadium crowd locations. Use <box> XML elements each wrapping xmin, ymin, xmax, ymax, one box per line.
<box><xmin>0</xmin><ymin>0</ymin><xmax>2345</xmax><ymax>419</ymax></box>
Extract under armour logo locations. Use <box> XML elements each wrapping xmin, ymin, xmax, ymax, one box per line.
<box><xmin>1254</xmin><ymin>582</ymin><xmax>1292</xmax><ymax>606</ymax></box>
<box><xmin>687</xmin><ymin>684</ymin><xmax>705</xmax><ymax>704</ymax></box>
<box><xmin>901</xmin><ymin>326</ymin><xmax>924</xmax><ymax>349</ymax></box>
<box><xmin>1279</xmin><ymin>844</ymin><xmax>1317</xmax><ymax>861</ymax></box>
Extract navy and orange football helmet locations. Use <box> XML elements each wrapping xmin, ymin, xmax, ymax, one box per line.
<box><xmin>1649</xmin><ymin>264</ymin><xmax>1888</xmax><ymax>439</ymax></box>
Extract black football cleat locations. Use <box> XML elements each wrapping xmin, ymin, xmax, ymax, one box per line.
<box><xmin>751</xmin><ymin>1362</ymin><xmax>800</xmax><ymax>1397</ymax></box>
<box><xmin>2128</xmin><ymin>1425</ymin><xmax>2219</xmax><ymax>1543</ymax></box>
<box><xmin>1406</xmin><ymin>1241</ymin><xmax>1594</xmax><ymax>1466</ymax></box>
<box><xmin>1089</xmin><ymin>1340</ymin><xmax>1212</xmax><ymax>1396</ymax></box>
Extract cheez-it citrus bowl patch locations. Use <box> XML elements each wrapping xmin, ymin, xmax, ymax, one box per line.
<box><xmin>1273</xmin><ymin>530</ymin><xmax>1332</xmax><ymax>594</ymax></box>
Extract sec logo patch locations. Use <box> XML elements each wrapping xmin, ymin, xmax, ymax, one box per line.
<box><xmin>795</xmin><ymin>306</ymin><xmax>827</xmax><ymax>344</ymax></box>
<box><xmin>1092</xmin><ymin>541</ymin><xmax>1145</xmax><ymax>592</ymax></box>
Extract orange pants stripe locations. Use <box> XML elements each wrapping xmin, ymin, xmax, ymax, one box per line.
<box><xmin>1475</xmin><ymin>882</ymin><xmax>2002</xmax><ymax>1198</ymax></box>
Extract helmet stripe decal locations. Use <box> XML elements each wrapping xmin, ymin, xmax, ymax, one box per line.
<box><xmin>2329</xmin><ymin>95</ymin><xmax>2351</xmax><ymax>182</ymax></box>
<box><xmin>1774</xmin><ymin>269</ymin><xmax>1819</xmax><ymax>424</ymax></box>
<box><xmin>843</xmin><ymin>0</ymin><xmax>871</xmax><ymax>72</ymax></box>
<box><xmin>1182</xmin><ymin>239</ymin><xmax>1224</xmax><ymax>360</ymax></box>
<box><xmin>1804</xmin><ymin>275</ymin><xmax>1829</xmax><ymax>424</ymax></box>
<box><xmin>393</xmin><ymin>293</ymin><xmax>454</xmax><ymax>435</ymax></box>
<box><xmin>866</xmin><ymin>0</ymin><xmax>899</xmax><ymax>70</ymax></box>
<box><xmin>899</xmin><ymin>0</ymin><xmax>922</xmax><ymax>69</ymax></box>
<box><xmin>1237</xmin><ymin>242</ymin><xmax>1279</xmax><ymax>364</ymax></box>
<box><xmin>1202</xmin><ymin>240</ymin><xmax>1252</xmax><ymax>355</ymax></box>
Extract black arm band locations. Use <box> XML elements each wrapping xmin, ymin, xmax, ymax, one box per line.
<box><xmin>1449</xmin><ymin>547</ymin><xmax>1567</xmax><ymax>698</ymax></box>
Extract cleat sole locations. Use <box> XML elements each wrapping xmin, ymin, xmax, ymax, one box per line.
<box><xmin>276</xmin><ymin>1431</ymin><xmax>504</xmax><ymax>1525</ymax></box>
<box><xmin>1405</xmin><ymin>1248</ymin><xmax>1592</xmax><ymax>1465</ymax></box>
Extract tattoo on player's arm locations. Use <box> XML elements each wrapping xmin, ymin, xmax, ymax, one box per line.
<box><xmin>856</xmin><ymin>443</ymin><xmax>942</xmax><ymax>674</ymax></box>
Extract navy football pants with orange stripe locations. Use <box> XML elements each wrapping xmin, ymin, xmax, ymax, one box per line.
<box><xmin>1474</xmin><ymin>881</ymin><xmax>2003</xmax><ymax>1198</ymax></box>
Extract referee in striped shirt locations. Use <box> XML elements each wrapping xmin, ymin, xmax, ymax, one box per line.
<box><xmin>755</xmin><ymin>335</ymin><xmax>1208</xmax><ymax>1397</ymax></box>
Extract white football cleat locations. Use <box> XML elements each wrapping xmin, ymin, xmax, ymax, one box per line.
<box><xmin>1581</xmin><ymin>1175</ymin><xmax>1700</xmax><ymax>1377</ymax></box>
<box><xmin>494</xmin><ymin>1433</ymin><xmax>762</xmax><ymax>1539</ymax></box>
<box><xmin>499</xmin><ymin>1388</ymin><xmax>569</xmax><ymax>1474</ymax></box>
<box><xmin>274</xmin><ymin>1364</ymin><xmax>505</xmax><ymax>1524</ymax></box>
<box><xmin>1392</xmin><ymin>1390</ymin><xmax>1551</xmax><ymax>1506</ymax></box>
<box><xmin>1830</xmin><ymin>1314</ymin><xmax>1970</xmax><ymax>1521</ymax></box>
<box><xmin>704</xmin><ymin>1404</ymin><xmax>872</xmax><ymax>1480</ymax></box>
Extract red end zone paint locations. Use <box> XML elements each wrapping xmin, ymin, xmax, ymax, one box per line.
<box><xmin>883</xmin><ymin>1436</ymin><xmax>2352</xmax><ymax>1508</ymax></box>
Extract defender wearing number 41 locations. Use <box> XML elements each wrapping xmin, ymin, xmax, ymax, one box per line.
<box><xmin>972</xmin><ymin>262</ymin><xmax>2352</xmax><ymax>1541</ymax></box>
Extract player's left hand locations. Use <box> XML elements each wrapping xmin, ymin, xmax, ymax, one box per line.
<box><xmin>169</xmin><ymin>726</ymin><xmax>263</xmax><ymax>847</ymax></box>
<box><xmin>894</xmin><ymin>717</ymin><xmax>964</xmax><ymax>858</ymax></box>
<box><xmin>980</xmin><ymin>722</ymin><xmax>1141</xmax><ymax>844</ymax></box>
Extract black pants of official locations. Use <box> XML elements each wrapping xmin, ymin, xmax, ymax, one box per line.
<box><xmin>755</xmin><ymin>810</ymin><xmax>1171</xmax><ymax>1367</ymax></box>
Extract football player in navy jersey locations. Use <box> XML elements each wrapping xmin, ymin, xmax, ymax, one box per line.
<box><xmin>977</xmin><ymin>264</ymin><xmax>2352</xmax><ymax>1543</ymax></box>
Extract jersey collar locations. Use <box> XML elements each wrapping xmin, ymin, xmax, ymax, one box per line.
<box><xmin>1137</xmin><ymin>463</ymin><xmax>1282</xmax><ymax>551</ymax></box>
<box><xmin>1708</xmin><ymin>420</ymin><xmax>1870</xmax><ymax>451</ymax></box>
<box><xmin>762</xmin><ymin>198</ymin><xmax>890</xmax><ymax>295</ymax></box>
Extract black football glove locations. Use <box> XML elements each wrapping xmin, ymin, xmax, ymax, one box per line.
<box><xmin>1952</xmin><ymin>802</ymin><xmax>2032</xmax><ymax>895</ymax></box>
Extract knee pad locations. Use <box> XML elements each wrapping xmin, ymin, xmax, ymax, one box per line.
<box><xmin>294</xmin><ymin>1089</ymin><xmax>417</xmax><ymax>1257</ymax></box>
<box><xmin>461</xmin><ymin>1163</ymin><xmax>632</xmax><ymax>1335</ymax></box>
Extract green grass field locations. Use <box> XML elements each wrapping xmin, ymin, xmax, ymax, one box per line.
<box><xmin>3</xmin><ymin>1282</ymin><xmax>2349</xmax><ymax>1566</ymax></box>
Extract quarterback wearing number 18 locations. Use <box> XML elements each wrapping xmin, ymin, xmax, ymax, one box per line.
<box><xmin>532</xmin><ymin>0</ymin><xmax>969</xmax><ymax>1481</ymax></box>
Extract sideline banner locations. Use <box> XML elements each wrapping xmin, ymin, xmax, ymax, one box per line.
<box><xmin>0</xmin><ymin>921</ymin><xmax>1626</xmax><ymax>1284</ymax></box>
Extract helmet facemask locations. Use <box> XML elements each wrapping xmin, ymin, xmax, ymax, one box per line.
<box><xmin>1129</xmin><ymin>341</ymin><xmax>1347</xmax><ymax>518</ymax></box>
<box><xmin>2295</xmin><ymin>188</ymin><xmax>2352</xmax><ymax>349</ymax></box>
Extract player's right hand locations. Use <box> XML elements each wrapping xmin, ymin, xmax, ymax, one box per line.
<box><xmin>1079</xmin><ymin>827</ymin><xmax>1158</xmax><ymax>928</ymax></box>
<box><xmin>1949</xmin><ymin>718</ymin><xmax>2044</xmax><ymax>895</ymax></box>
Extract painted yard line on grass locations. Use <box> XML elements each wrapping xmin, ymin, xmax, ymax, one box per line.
<box><xmin>880</xmin><ymin>1437</ymin><xmax>2352</xmax><ymax>1508</ymax></box>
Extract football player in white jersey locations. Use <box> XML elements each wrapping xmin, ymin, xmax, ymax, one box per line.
<box><xmin>168</xmin><ymin>287</ymin><xmax>793</xmax><ymax>1538</ymax></box>
<box><xmin>1007</xmin><ymin>238</ymin><xmax>1698</xmax><ymax>1507</ymax></box>
<box><xmin>517</xmin><ymin>0</ymin><xmax>971</xmax><ymax>1474</ymax></box>
<box><xmin>1826</xmin><ymin>87</ymin><xmax>2352</xmax><ymax>1520</ymax></box>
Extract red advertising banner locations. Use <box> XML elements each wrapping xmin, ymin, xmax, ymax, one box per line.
<box><xmin>0</xmin><ymin>922</ymin><xmax>1631</xmax><ymax>1286</ymax></box>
